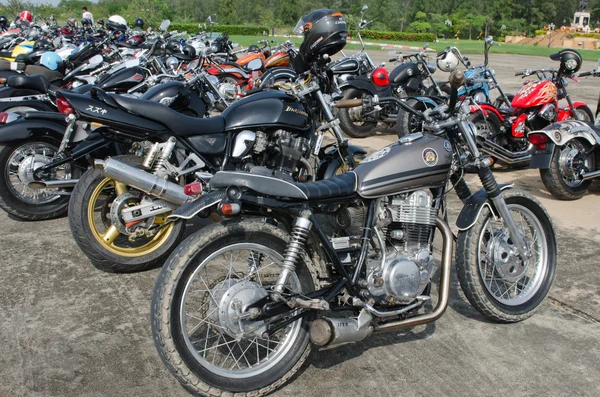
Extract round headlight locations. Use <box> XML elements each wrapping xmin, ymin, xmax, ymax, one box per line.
<box><xmin>565</xmin><ymin>59</ymin><xmax>578</xmax><ymax>71</ymax></box>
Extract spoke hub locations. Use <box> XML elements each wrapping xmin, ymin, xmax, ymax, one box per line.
<box><xmin>489</xmin><ymin>231</ymin><xmax>527</xmax><ymax>282</ymax></box>
<box><xmin>214</xmin><ymin>279</ymin><xmax>268</xmax><ymax>339</ymax></box>
<box><xmin>18</xmin><ymin>154</ymin><xmax>52</xmax><ymax>185</ymax></box>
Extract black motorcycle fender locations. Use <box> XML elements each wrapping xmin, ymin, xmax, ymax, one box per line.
<box><xmin>317</xmin><ymin>145</ymin><xmax>368</xmax><ymax>180</ymax></box>
<box><xmin>0</xmin><ymin>99</ymin><xmax>55</xmax><ymax>112</ymax></box>
<box><xmin>456</xmin><ymin>184</ymin><xmax>513</xmax><ymax>231</ymax></box>
<box><xmin>167</xmin><ymin>190</ymin><xmax>227</xmax><ymax>221</ymax></box>
<box><xmin>0</xmin><ymin>117</ymin><xmax>66</xmax><ymax>144</ymax></box>
<box><xmin>345</xmin><ymin>76</ymin><xmax>392</xmax><ymax>97</ymax></box>
<box><xmin>0</xmin><ymin>86</ymin><xmax>42</xmax><ymax>98</ymax></box>
<box><xmin>258</xmin><ymin>67</ymin><xmax>298</xmax><ymax>88</ymax></box>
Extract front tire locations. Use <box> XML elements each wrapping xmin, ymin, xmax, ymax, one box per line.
<box><xmin>0</xmin><ymin>137</ymin><xmax>76</xmax><ymax>221</ymax></box>
<box><xmin>338</xmin><ymin>88</ymin><xmax>378</xmax><ymax>138</ymax></box>
<box><xmin>540</xmin><ymin>139</ymin><xmax>595</xmax><ymax>200</ymax></box>
<box><xmin>396</xmin><ymin>98</ymin><xmax>434</xmax><ymax>137</ymax></box>
<box><xmin>456</xmin><ymin>190</ymin><xmax>557</xmax><ymax>322</ymax></box>
<box><xmin>68</xmin><ymin>155</ymin><xmax>186</xmax><ymax>273</ymax></box>
<box><xmin>152</xmin><ymin>221</ymin><xmax>315</xmax><ymax>396</ymax></box>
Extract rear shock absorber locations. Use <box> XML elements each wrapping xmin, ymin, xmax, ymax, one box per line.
<box><xmin>273</xmin><ymin>213</ymin><xmax>313</xmax><ymax>296</ymax></box>
<box><xmin>152</xmin><ymin>137</ymin><xmax>177</xmax><ymax>175</ymax></box>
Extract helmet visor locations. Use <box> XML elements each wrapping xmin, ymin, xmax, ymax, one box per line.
<box><xmin>293</xmin><ymin>17</ymin><xmax>306</xmax><ymax>35</ymax></box>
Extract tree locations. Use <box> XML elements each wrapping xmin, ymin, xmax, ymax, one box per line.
<box><xmin>218</xmin><ymin>0</ymin><xmax>238</xmax><ymax>24</ymax></box>
<box><xmin>123</xmin><ymin>0</ymin><xmax>171</xmax><ymax>28</ymax></box>
<box><xmin>408</xmin><ymin>12</ymin><xmax>431</xmax><ymax>33</ymax></box>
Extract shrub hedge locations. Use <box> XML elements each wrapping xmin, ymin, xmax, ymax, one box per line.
<box><xmin>169</xmin><ymin>24</ymin><xmax>269</xmax><ymax>35</ymax></box>
<box><xmin>349</xmin><ymin>30</ymin><xmax>435</xmax><ymax>42</ymax></box>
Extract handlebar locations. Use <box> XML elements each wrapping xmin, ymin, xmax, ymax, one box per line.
<box><xmin>578</xmin><ymin>70</ymin><xmax>598</xmax><ymax>77</ymax></box>
<box><xmin>335</xmin><ymin>99</ymin><xmax>363</xmax><ymax>108</ymax></box>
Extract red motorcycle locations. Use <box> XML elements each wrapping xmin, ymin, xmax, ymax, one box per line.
<box><xmin>469</xmin><ymin>50</ymin><xmax>593</xmax><ymax>166</ymax></box>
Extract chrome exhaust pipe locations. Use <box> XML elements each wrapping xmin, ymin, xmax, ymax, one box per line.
<box><xmin>582</xmin><ymin>169</ymin><xmax>600</xmax><ymax>180</ymax></box>
<box><xmin>28</xmin><ymin>179</ymin><xmax>79</xmax><ymax>190</ymax></box>
<box><xmin>371</xmin><ymin>217</ymin><xmax>453</xmax><ymax>334</ymax></box>
<box><xmin>479</xmin><ymin>140</ymin><xmax>532</xmax><ymax>165</ymax></box>
<box><xmin>94</xmin><ymin>158</ymin><xmax>190</xmax><ymax>205</ymax></box>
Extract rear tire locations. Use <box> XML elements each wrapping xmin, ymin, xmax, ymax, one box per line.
<box><xmin>68</xmin><ymin>155</ymin><xmax>186</xmax><ymax>273</ymax></box>
<box><xmin>0</xmin><ymin>137</ymin><xmax>76</xmax><ymax>221</ymax></box>
<box><xmin>338</xmin><ymin>88</ymin><xmax>378</xmax><ymax>138</ymax></box>
<box><xmin>540</xmin><ymin>139</ymin><xmax>594</xmax><ymax>200</ymax></box>
<box><xmin>151</xmin><ymin>221</ymin><xmax>315</xmax><ymax>396</ymax></box>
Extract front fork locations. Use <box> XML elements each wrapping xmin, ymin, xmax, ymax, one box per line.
<box><xmin>315</xmin><ymin>90</ymin><xmax>356</xmax><ymax>168</ymax></box>
<box><xmin>457</xmin><ymin>120</ymin><xmax>530</xmax><ymax>258</ymax></box>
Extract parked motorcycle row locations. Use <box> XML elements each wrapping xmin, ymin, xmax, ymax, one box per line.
<box><xmin>0</xmin><ymin>5</ymin><xmax>597</xmax><ymax>397</ymax></box>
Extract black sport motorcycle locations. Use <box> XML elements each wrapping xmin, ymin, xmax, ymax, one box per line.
<box><xmin>67</xmin><ymin>56</ymin><xmax>365</xmax><ymax>273</ymax></box>
<box><xmin>149</xmin><ymin>70</ymin><xmax>557</xmax><ymax>397</ymax></box>
<box><xmin>0</xmin><ymin>75</ymin><xmax>212</xmax><ymax>221</ymax></box>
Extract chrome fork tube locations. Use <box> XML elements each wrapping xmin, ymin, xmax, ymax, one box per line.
<box><xmin>315</xmin><ymin>90</ymin><xmax>345</xmax><ymax>144</ymax></box>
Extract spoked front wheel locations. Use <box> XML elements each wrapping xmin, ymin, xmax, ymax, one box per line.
<box><xmin>456</xmin><ymin>190</ymin><xmax>557</xmax><ymax>322</ymax></box>
<box><xmin>152</xmin><ymin>221</ymin><xmax>315</xmax><ymax>396</ymax></box>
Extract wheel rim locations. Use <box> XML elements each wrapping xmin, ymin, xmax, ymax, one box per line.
<box><xmin>557</xmin><ymin>140</ymin><xmax>589</xmax><ymax>187</ymax></box>
<box><xmin>574</xmin><ymin>108</ymin><xmax>591</xmax><ymax>122</ymax></box>
<box><xmin>180</xmin><ymin>243</ymin><xmax>303</xmax><ymax>379</ymax></box>
<box><xmin>87</xmin><ymin>177</ymin><xmax>175</xmax><ymax>257</ymax></box>
<box><xmin>477</xmin><ymin>204</ymin><xmax>548</xmax><ymax>306</ymax></box>
<box><xmin>5</xmin><ymin>141</ymin><xmax>69</xmax><ymax>204</ymax></box>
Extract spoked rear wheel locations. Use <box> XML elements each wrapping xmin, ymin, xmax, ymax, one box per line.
<box><xmin>152</xmin><ymin>221</ymin><xmax>315</xmax><ymax>396</ymax></box>
<box><xmin>456</xmin><ymin>190</ymin><xmax>556</xmax><ymax>322</ymax></box>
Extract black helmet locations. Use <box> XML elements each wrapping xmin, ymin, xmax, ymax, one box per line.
<box><xmin>166</xmin><ymin>40</ymin><xmax>180</xmax><ymax>55</ymax></box>
<box><xmin>247</xmin><ymin>44</ymin><xmax>260</xmax><ymax>53</ymax></box>
<box><xmin>0</xmin><ymin>16</ymin><xmax>8</xmax><ymax>28</ymax></box>
<box><xmin>135</xmin><ymin>18</ymin><xmax>144</xmax><ymax>28</ymax></box>
<box><xmin>183</xmin><ymin>45</ymin><xmax>196</xmax><ymax>57</ymax></box>
<box><xmin>80</xmin><ymin>17</ymin><xmax>91</xmax><ymax>27</ymax></box>
<box><xmin>550</xmin><ymin>49</ymin><xmax>582</xmax><ymax>75</ymax></box>
<box><xmin>294</xmin><ymin>9</ymin><xmax>347</xmax><ymax>63</ymax></box>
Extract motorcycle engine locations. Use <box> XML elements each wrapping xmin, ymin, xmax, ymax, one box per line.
<box><xmin>365</xmin><ymin>190</ymin><xmax>436</xmax><ymax>304</ymax></box>
<box><xmin>252</xmin><ymin>130</ymin><xmax>311</xmax><ymax>180</ymax></box>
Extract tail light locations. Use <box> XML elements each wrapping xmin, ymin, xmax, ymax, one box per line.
<box><xmin>371</xmin><ymin>67</ymin><xmax>390</xmax><ymax>87</ymax></box>
<box><xmin>511</xmin><ymin>113</ymin><xmax>527</xmax><ymax>138</ymax></box>
<box><xmin>528</xmin><ymin>133</ymin><xmax>549</xmax><ymax>149</ymax></box>
<box><xmin>56</xmin><ymin>97</ymin><xmax>74</xmax><ymax>115</ymax></box>
<box><xmin>183</xmin><ymin>182</ymin><xmax>203</xmax><ymax>196</ymax></box>
<box><xmin>0</xmin><ymin>112</ymin><xmax>8</xmax><ymax>124</ymax></box>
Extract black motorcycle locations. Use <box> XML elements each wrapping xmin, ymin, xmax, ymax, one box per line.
<box><xmin>67</xmin><ymin>54</ymin><xmax>365</xmax><ymax>273</ymax></box>
<box><xmin>149</xmin><ymin>70</ymin><xmax>557</xmax><ymax>397</ymax></box>
<box><xmin>0</xmin><ymin>75</ymin><xmax>212</xmax><ymax>221</ymax></box>
<box><xmin>338</xmin><ymin>44</ymin><xmax>447</xmax><ymax>138</ymax></box>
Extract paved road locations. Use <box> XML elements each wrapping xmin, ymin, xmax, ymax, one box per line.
<box><xmin>1</xmin><ymin>53</ymin><xmax>599</xmax><ymax>397</ymax></box>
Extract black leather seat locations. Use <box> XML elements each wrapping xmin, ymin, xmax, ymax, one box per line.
<box><xmin>172</xmin><ymin>53</ymin><xmax>196</xmax><ymax>62</ymax></box>
<box><xmin>104</xmin><ymin>90</ymin><xmax>225</xmax><ymax>136</ymax></box>
<box><xmin>7</xmin><ymin>74</ymin><xmax>50</xmax><ymax>93</ymax></box>
<box><xmin>209</xmin><ymin>170</ymin><xmax>357</xmax><ymax>200</ymax></box>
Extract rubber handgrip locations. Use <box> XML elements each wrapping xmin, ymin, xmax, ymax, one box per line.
<box><xmin>335</xmin><ymin>99</ymin><xmax>363</xmax><ymax>108</ymax></box>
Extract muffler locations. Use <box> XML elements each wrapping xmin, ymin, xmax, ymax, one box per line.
<box><xmin>479</xmin><ymin>140</ymin><xmax>533</xmax><ymax>165</ymax></box>
<box><xmin>310</xmin><ymin>309</ymin><xmax>373</xmax><ymax>346</ymax></box>
<box><xmin>94</xmin><ymin>158</ymin><xmax>190</xmax><ymax>205</ymax></box>
<box><xmin>582</xmin><ymin>169</ymin><xmax>600</xmax><ymax>180</ymax></box>
<box><xmin>28</xmin><ymin>179</ymin><xmax>79</xmax><ymax>190</ymax></box>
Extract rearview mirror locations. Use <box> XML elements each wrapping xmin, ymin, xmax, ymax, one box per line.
<box><xmin>206</xmin><ymin>16</ymin><xmax>212</xmax><ymax>25</ymax></box>
<box><xmin>361</xmin><ymin>5</ymin><xmax>368</xmax><ymax>13</ymax></box>
<box><xmin>160</xmin><ymin>20</ymin><xmax>171</xmax><ymax>31</ymax></box>
<box><xmin>89</xmin><ymin>54</ymin><xmax>103</xmax><ymax>66</ymax></box>
<box><xmin>247</xmin><ymin>58</ymin><xmax>263</xmax><ymax>71</ymax></box>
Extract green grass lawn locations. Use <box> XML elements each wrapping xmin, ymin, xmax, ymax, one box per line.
<box><xmin>229</xmin><ymin>35</ymin><xmax>600</xmax><ymax>61</ymax></box>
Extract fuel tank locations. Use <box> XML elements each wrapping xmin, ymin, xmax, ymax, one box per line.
<box><xmin>97</xmin><ymin>66</ymin><xmax>147</xmax><ymax>93</ymax></box>
<box><xmin>221</xmin><ymin>90</ymin><xmax>310</xmax><ymax>133</ymax></box>
<box><xmin>354</xmin><ymin>134</ymin><xmax>452</xmax><ymax>198</ymax></box>
<box><xmin>389</xmin><ymin>62</ymin><xmax>421</xmax><ymax>86</ymax></box>
<box><xmin>511</xmin><ymin>80</ymin><xmax>557</xmax><ymax>109</ymax></box>
<box><xmin>330</xmin><ymin>57</ymin><xmax>359</xmax><ymax>74</ymax></box>
<box><xmin>264</xmin><ymin>51</ymin><xmax>290</xmax><ymax>68</ymax></box>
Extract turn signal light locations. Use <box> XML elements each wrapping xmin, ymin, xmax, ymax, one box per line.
<box><xmin>183</xmin><ymin>182</ymin><xmax>203</xmax><ymax>196</ymax></box>
<box><xmin>56</xmin><ymin>97</ymin><xmax>74</xmax><ymax>115</ymax></box>
<box><xmin>0</xmin><ymin>112</ymin><xmax>8</xmax><ymax>124</ymax></box>
<box><xmin>219</xmin><ymin>202</ymin><xmax>241</xmax><ymax>216</ymax></box>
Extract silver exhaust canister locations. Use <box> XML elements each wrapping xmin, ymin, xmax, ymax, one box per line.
<box><xmin>94</xmin><ymin>158</ymin><xmax>190</xmax><ymax>205</ymax></box>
